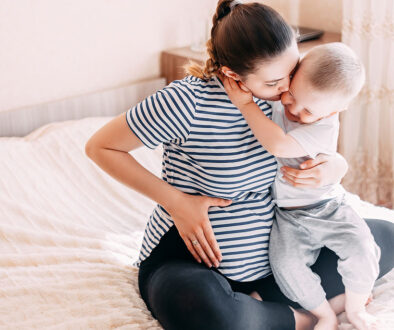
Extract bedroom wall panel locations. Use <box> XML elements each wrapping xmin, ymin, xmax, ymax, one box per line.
<box><xmin>0</xmin><ymin>78</ymin><xmax>165</xmax><ymax>137</ymax></box>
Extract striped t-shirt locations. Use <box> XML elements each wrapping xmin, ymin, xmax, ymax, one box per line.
<box><xmin>126</xmin><ymin>75</ymin><xmax>277</xmax><ymax>282</ymax></box>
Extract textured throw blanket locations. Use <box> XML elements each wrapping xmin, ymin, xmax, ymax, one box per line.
<box><xmin>0</xmin><ymin>117</ymin><xmax>393</xmax><ymax>329</ymax></box>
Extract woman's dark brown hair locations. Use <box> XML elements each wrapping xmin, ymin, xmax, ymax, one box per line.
<box><xmin>186</xmin><ymin>0</ymin><xmax>295</xmax><ymax>80</ymax></box>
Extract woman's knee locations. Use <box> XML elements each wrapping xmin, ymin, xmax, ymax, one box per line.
<box><xmin>144</xmin><ymin>261</ymin><xmax>238</xmax><ymax>330</ymax></box>
<box><xmin>365</xmin><ymin>218</ymin><xmax>394</xmax><ymax>277</ymax></box>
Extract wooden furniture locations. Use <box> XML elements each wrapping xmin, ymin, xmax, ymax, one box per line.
<box><xmin>161</xmin><ymin>32</ymin><xmax>341</xmax><ymax>84</ymax></box>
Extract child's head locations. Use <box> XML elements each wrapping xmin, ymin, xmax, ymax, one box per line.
<box><xmin>186</xmin><ymin>0</ymin><xmax>299</xmax><ymax>101</ymax></box>
<box><xmin>281</xmin><ymin>42</ymin><xmax>365</xmax><ymax>124</ymax></box>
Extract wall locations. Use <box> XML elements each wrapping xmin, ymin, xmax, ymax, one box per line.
<box><xmin>260</xmin><ymin>0</ymin><xmax>342</xmax><ymax>33</ymax></box>
<box><xmin>0</xmin><ymin>0</ymin><xmax>217</xmax><ymax>113</ymax></box>
<box><xmin>1</xmin><ymin>0</ymin><xmax>342</xmax><ymax>114</ymax></box>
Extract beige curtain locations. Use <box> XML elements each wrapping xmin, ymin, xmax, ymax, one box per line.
<box><xmin>339</xmin><ymin>0</ymin><xmax>394</xmax><ymax>208</ymax></box>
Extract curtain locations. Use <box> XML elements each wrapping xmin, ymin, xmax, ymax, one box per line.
<box><xmin>339</xmin><ymin>0</ymin><xmax>394</xmax><ymax>208</ymax></box>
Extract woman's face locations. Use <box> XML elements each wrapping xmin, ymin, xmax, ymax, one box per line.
<box><xmin>241</xmin><ymin>40</ymin><xmax>300</xmax><ymax>101</ymax></box>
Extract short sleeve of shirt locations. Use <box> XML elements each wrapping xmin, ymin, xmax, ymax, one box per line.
<box><xmin>125</xmin><ymin>77</ymin><xmax>196</xmax><ymax>149</ymax></box>
<box><xmin>287</xmin><ymin>114</ymin><xmax>339</xmax><ymax>159</ymax></box>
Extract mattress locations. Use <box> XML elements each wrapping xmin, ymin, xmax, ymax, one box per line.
<box><xmin>0</xmin><ymin>117</ymin><xmax>393</xmax><ymax>329</ymax></box>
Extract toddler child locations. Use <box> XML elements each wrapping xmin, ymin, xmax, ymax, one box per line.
<box><xmin>222</xmin><ymin>42</ymin><xmax>380</xmax><ymax>330</ymax></box>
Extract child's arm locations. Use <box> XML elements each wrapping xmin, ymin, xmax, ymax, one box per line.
<box><xmin>239</xmin><ymin>102</ymin><xmax>307</xmax><ymax>158</ymax></box>
<box><xmin>222</xmin><ymin>76</ymin><xmax>308</xmax><ymax>158</ymax></box>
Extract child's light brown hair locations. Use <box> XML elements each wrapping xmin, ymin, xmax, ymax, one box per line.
<box><xmin>300</xmin><ymin>42</ymin><xmax>365</xmax><ymax>99</ymax></box>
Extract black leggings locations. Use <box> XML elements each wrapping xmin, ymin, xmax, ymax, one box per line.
<box><xmin>138</xmin><ymin>219</ymin><xmax>394</xmax><ymax>330</ymax></box>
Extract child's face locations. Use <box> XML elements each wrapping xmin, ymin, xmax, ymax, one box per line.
<box><xmin>240</xmin><ymin>40</ymin><xmax>300</xmax><ymax>101</ymax></box>
<box><xmin>281</xmin><ymin>65</ymin><xmax>348</xmax><ymax>124</ymax></box>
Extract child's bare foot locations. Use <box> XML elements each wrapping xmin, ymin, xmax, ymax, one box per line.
<box><xmin>313</xmin><ymin>316</ymin><xmax>338</xmax><ymax>330</ymax></box>
<box><xmin>346</xmin><ymin>310</ymin><xmax>378</xmax><ymax>330</ymax></box>
<box><xmin>310</xmin><ymin>299</ymin><xmax>338</xmax><ymax>330</ymax></box>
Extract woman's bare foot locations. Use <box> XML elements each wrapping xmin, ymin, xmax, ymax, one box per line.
<box><xmin>249</xmin><ymin>291</ymin><xmax>262</xmax><ymax>301</ymax></box>
<box><xmin>346</xmin><ymin>310</ymin><xmax>378</xmax><ymax>330</ymax></box>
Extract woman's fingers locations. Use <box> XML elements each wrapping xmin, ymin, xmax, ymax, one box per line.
<box><xmin>280</xmin><ymin>166</ymin><xmax>313</xmax><ymax>179</ymax></box>
<box><xmin>181</xmin><ymin>224</ymin><xmax>222</xmax><ymax>268</ymax></box>
<box><xmin>299</xmin><ymin>158</ymin><xmax>320</xmax><ymax>170</ymax></box>
<box><xmin>281</xmin><ymin>166</ymin><xmax>318</xmax><ymax>179</ymax></box>
<box><xmin>281</xmin><ymin>172</ymin><xmax>318</xmax><ymax>187</ymax></box>
<box><xmin>283</xmin><ymin>153</ymin><xmax>345</xmax><ymax>188</ymax></box>
<box><xmin>170</xmin><ymin>194</ymin><xmax>229</xmax><ymax>268</ymax></box>
<box><xmin>190</xmin><ymin>233</ymin><xmax>215</xmax><ymax>268</ymax></box>
<box><xmin>299</xmin><ymin>154</ymin><xmax>328</xmax><ymax>169</ymax></box>
<box><xmin>196</xmin><ymin>230</ymin><xmax>220</xmax><ymax>268</ymax></box>
<box><xmin>202</xmin><ymin>197</ymin><xmax>230</xmax><ymax>264</ymax></box>
<box><xmin>207</xmin><ymin>197</ymin><xmax>232</xmax><ymax>208</ymax></box>
<box><xmin>203</xmin><ymin>221</ymin><xmax>222</xmax><ymax>263</ymax></box>
<box><xmin>183</xmin><ymin>238</ymin><xmax>202</xmax><ymax>264</ymax></box>
<box><xmin>181</xmin><ymin>230</ymin><xmax>219</xmax><ymax>268</ymax></box>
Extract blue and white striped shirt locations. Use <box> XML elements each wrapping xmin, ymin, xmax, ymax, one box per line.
<box><xmin>126</xmin><ymin>75</ymin><xmax>277</xmax><ymax>281</ymax></box>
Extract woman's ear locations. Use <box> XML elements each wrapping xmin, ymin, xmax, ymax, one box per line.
<box><xmin>221</xmin><ymin>66</ymin><xmax>241</xmax><ymax>81</ymax></box>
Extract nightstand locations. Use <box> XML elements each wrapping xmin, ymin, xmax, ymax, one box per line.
<box><xmin>161</xmin><ymin>32</ymin><xmax>341</xmax><ymax>84</ymax></box>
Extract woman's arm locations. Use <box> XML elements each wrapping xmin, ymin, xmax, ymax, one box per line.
<box><xmin>85</xmin><ymin>113</ymin><xmax>231</xmax><ymax>268</ymax></box>
<box><xmin>222</xmin><ymin>76</ymin><xmax>307</xmax><ymax>158</ymax></box>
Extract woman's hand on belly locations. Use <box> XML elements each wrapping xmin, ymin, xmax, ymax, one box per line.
<box><xmin>166</xmin><ymin>193</ymin><xmax>232</xmax><ymax>268</ymax></box>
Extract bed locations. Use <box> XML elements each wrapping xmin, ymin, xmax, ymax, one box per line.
<box><xmin>0</xmin><ymin>116</ymin><xmax>393</xmax><ymax>329</ymax></box>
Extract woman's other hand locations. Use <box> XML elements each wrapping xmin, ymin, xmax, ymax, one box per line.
<box><xmin>166</xmin><ymin>193</ymin><xmax>232</xmax><ymax>268</ymax></box>
<box><xmin>221</xmin><ymin>74</ymin><xmax>254</xmax><ymax>109</ymax></box>
<box><xmin>280</xmin><ymin>153</ymin><xmax>348</xmax><ymax>188</ymax></box>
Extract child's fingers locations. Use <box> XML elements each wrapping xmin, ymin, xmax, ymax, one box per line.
<box><xmin>222</xmin><ymin>76</ymin><xmax>230</xmax><ymax>90</ymax></box>
<box><xmin>223</xmin><ymin>77</ymin><xmax>237</xmax><ymax>93</ymax></box>
<box><xmin>230</xmin><ymin>78</ymin><xmax>240</xmax><ymax>90</ymax></box>
<box><xmin>238</xmin><ymin>81</ymin><xmax>251</xmax><ymax>93</ymax></box>
<box><xmin>223</xmin><ymin>76</ymin><xmax>233</xmax><ymax>90</ymax></box>
<box><xmin>224</xmin><ymin>76</ymin><xmax>234</xmax><ymax>90</ymax></box>
<box><xmin>228</xmin><ymin>78</ymin><xmax>241</xmax><ymax>92</ymax></box>
<box><xmin>221</xmin><ymin>75</ymin><xmax>243</xmax><ymax>93</ymax></box>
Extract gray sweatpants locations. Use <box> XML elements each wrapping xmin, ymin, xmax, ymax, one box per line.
<box><xmin>269</xmin><ymin>196</ymin><xmax>381</xmax><ymax>311</ymax></box>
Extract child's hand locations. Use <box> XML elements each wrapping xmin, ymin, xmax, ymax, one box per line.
<box><xmin>221</xmin><ymin>74</ymin><xmax>254</xmax><ymax>109</ymax></box>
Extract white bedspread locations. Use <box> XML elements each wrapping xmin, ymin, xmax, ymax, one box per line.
<box><xmin>0</xmin><ymin>117</ymin><xmax>393</xmax><ymax>329</ymax></box>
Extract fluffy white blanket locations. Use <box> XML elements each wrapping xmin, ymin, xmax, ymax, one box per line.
<box><xmin>0</xmin><ymin>117</ymin><xmax>392</xmax><ymax>329</ymax></box>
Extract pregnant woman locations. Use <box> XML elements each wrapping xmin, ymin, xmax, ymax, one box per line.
<box><xmin>85</xmin><ymin>1</ymin><xmax>394</xmax><ymax>329</ymax></box>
